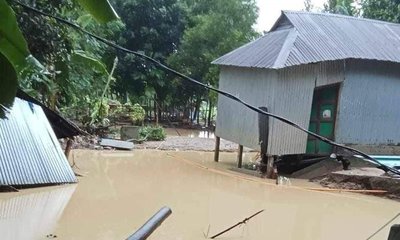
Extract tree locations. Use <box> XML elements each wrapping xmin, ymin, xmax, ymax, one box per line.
<box><xmin>304</xmin><ymin>0</ymin><xmax>314</xmax><ymax>11</ymax></box>
<box><xmin>168</xmin><ymin>0</ymin><xmax>259</xmax><ymax>124</ymax></box>
<box><xmin>362</xmin><ymin>0</ymin><xmax>400</xmax><ymax>22</ymax></box>
<box><xmin>111</xmin><ymin>0</ymin><xmax>187</xmax><ymax>122</ymax></box>
<box><xmin>0</xmin><ymin>0</ymin><xmax>119</xmax><ymax>117</ymax></box>
<box><xmin>324</xmin><ymin>0</ymin><xmax>358</xmax><ymax>15</ymax></box>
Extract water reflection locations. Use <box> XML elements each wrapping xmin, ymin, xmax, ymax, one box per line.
<box><xmin>50</xmin><ymin>150</ymin><xmax>400</xmax><ymax>240</ymax></box>
<box><xmin>165</xmin><ymin>128</ymin><xmax>215</xmax><ymax>138</ymax></box>
<box><xmin>0</xmin><ymin>185</ymin><xmax>76</xmax><ymax>240</ymax></box>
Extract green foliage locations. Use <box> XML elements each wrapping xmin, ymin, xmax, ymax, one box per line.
<box><xmin>324</xmin><ymin>0</ymin><xmax>358</xmax><ymax>15</ymax></box>
<box><xmin>129</xmin><ymin>103</ymin><xmax>145</xmax><ymax>125</ymax></box>
<box><xmin>75</xmin><ymin>0</ymin><xmax>119</xmax><ymax>23</ymax></box>
<box><xmin>304</xmin><ymin>0</ymin><xmax>314</xmax><ymax>11</ymax></box>
<box><xmin>0</xmin><ymin>0</ymin><xmax>120</xmax><ymax>117</ymax></box>
<box><xmin>0</xmin><ymin>0</ymin><xmax>30</xmax><ymax>69</ymax></box>
<box><xmin>362</xmin><ymin>0</ymin><xmax>400</xmax><ymax>22</ymax></box>
<box><xmin>112</xmin><ymin>0</ymin><xmax>187</xmax><ymax>104</ymax></box>
<box><xmin>86</xmin><ymin>98</ymin><xmax>109</xmax><ymax>126</ymax></box>
<box><xmin>0</xmin><ymin>54</ymin><xmax>17</xmax><ymax>118</ymax></box>
<box><xmin>0</xmin><ymin>0</ymin><xmax>31</xmax><ymax>117</ymax></box>
<box><xmin>139</xmin><ymin>126</ymin><xmax>166</xmax><ymax>141</ymax></box>
<box><xmin>167</xmin><ymin>0</ymin><xmax>259</xmax><ymax>117</ymax></box>
<box><xmin>71</xmin><ymin>50</ymin><xmax>109</xmax><ymax>76</ymax></box>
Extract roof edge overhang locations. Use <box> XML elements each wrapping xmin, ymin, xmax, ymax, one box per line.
<box><xmin>215</xmin><ymin>57</ymin><xmax>400</xmax><ymax>71</ymax></box>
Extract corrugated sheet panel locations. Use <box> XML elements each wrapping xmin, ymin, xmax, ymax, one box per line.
<box><xmin>216</xmin><ymin>61</ymin><xmax>343</xmax><ymax>154</ymax></box>
<box><xmin>335</xmin><ymin>60</ymin><xmax>400</xmax><ymax>145</ymax></box>
<box><xmin>315</xmin><ymin>60</ymin><xmax>345</xmax><ymax>87</ymax></box>
<box><xmin>0</xmin><ymin>98</ymin><xmax>77</xmax><ymax>186</ymax></box>
<box><xmin>0</xmin><ymin>185</ymin><xmax>76</xmax><ymax>240</ymax></box>
<box><xmin>17</xmin><ymin>89</ymin><xmax>85</xmax><ymax>139</ymax></box>
<box><xmin>213</xmin><ymin>11</ymin><xmax>400</xmax><ymax>69</ymax></box>
<box><xmin>215</xmin><ymin>64</ymin><xmax>316</xmax><ymax>155</ymax></box>
<box><xmin>213</xmin><ymin>29</ymin><xmax>294</xmax><ymax>68</ymax></box>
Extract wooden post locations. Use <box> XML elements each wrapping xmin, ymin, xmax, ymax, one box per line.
<box><xmin>258</xmin><ymin>106</ymin><xmax>270</xmax><ymax>176</ymax></box>
<box><xmin>64</xmin><ymin>138</ymin><xmax>73</xmax><ymax>159</ymax></box>
<box><xmin>266</xmin><ymin>156</ymin><xmax>275</xmax><ymax>178</ymax></box>
<box><xmin>237</xmin><ymin>145</ymin><xmax>243</xmax><ymax>168</ymax></box>
<box><xmin>214</xmin><ymin>136</ymin><xmax>220</xmax><ymax>162</ymax></box>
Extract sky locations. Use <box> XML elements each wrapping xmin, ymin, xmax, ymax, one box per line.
<box><xmin>255</xmin><ymin>0</ymin><xmax>326</xmax><ymax>32</ymax></box>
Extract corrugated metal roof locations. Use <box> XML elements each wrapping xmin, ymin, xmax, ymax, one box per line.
<box><xmin>213</xmin><ymin>11</ymin><xmax>400</xmax><ymax>69</ymax></box>
<box><xmin>16</xmin><ymin>89</ymin><xmax>86</xmax><ymax>139</ymax></box>
<box><xmin>0</xmin><ymin>98</ymin><xmax>77</xmax><ymax>186</ymax></box>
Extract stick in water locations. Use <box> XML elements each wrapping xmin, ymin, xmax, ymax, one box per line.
<box><xmin>210</xmin><ymin>210</ymin><xmax>264</xmax><ymax>239</ymax></box>
<box><xmin>366</xmin><ymin>212</ymin><xmax>400</xmax><ymax>240</ymax></box>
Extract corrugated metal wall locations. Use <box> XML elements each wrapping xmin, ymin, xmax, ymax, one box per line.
<box><xmin>315</xmin><ymin>61</ymin><xmax>344</xmax><ymax>87</ymax></box>
<box><xmin>215</xmin><ymin>61</ymin><xmax>345</xmax><ymax>154</ymax></box>
<box><xmin>335</xmin><ymin>60</ymin><xmax>400</xmax><ymax>145</ymax></box>
<box><xmin>0</xmin><ymin>98</ymin><xmax>77</xmax><ymax>186</ymax></box>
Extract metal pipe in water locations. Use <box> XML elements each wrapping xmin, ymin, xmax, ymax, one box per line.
<box><xmin>126</xmin><ymin>206</ymin><xmax>172</xmax><ymax>240</ymax></box>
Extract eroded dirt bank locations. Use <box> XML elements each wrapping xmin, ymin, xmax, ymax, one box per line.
<box><xmin>1</xmin><ymin>150</ymin><xmax>400</xmax><ymax>240</ymax></box>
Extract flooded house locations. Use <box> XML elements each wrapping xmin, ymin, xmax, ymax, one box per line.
<box><xmin>0</xmin><ymin>91</ymin><xmax>82</xmax><ymax>187</ymax></box>
<box><xmin>213</xmin><ymin>11</ymin><xmax>400</xmax><ymax>156</ymax></box>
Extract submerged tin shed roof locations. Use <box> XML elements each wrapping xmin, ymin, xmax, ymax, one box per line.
<box><xmin>0</xmin><ymin>98</ymin><xmax>77</xmax><ymax>186</ymax></box>
<box><xmin>16</xmin><ymin>89</ymin><xmax>85</xmax><ymax>139</ymax></box>
<box><xmin>213</xmin><ymin>11</ymin><xmax>400</xmax><ymax>69</ymax></box>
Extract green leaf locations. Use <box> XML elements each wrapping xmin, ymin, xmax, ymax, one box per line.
<box><xmin>0</xmin><ymin>0</ymin><xmax>30</xmax><ymax>71</ymax></box>
<box><xmin>71</xmin><ymin>51</ymin><xmax>109</xmax><ymax>75</ymax></box>
<box><xmin>75</xmin><ymin>0</ymin><xmax>119</xmax><ymax>23</ymax></box>
<box><xmin>0</xmin><ymin>53</ymin><xmax>17</xmax><ymax>118</ymax></box>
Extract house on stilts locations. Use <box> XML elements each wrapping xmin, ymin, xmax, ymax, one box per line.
<box><xmin>213</xmin><ymin>11</ymin><xmax>400</xmax><ymax>158</ymax></box>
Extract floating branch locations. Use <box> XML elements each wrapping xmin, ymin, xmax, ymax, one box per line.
<box><xmin>210</xmin><ymin>209</ymin><xmax>264</xmax><ymax>239</ymax></box>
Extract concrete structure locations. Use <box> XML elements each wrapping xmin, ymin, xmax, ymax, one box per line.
<box><xmin>213</xmin><ymin>11</ymin><xmax>400</xmax><ymax>155</ymax></box>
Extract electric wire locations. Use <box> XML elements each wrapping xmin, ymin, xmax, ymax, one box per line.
<box><xmin>11</xmin><ymin>0</ymin><xmax>400</xmax><ymax>175</ymax></box>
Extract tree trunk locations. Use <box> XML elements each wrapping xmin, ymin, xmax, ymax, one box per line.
<box><xmin>192</xmin><ymin>98</ymin><xmax>201</xmax><ymax>124</ymax></box>
<box><xmin>192</xmin><ymin>104</ymin><xmax>197</xmax><ymax>123</ymax></box>
<box><xmin>154</xmin><ymin>97</ymin><xmax>158</xmax><ymax>126</ymax></box>
<box><xmin>197</xmin><ymin>106</ymin><xmax>200</xmax><ymax>125</ymax></box>
<box><xmin>158</xmin><ymin>102</ymin><xmax>162</xmax><ymax>123</ymax></box>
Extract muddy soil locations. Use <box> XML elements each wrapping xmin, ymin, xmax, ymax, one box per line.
<box><xmin>64</xmin><ymin>128</ymin><xmax>252</xmax><ymax>152</ymax></box>
<box><xmin>135</xmin><ymin>136</ymin><xmax>252</xmax><ymax>152</ymax></box>
<box><xmin>1</xmin><ymin>150</ymin><xmax>400</xmax><ymax>240</ymax></box>
<box><xmin>313</xmin><ymin>168</ymin><xmax>400</xmax><ymax>200</ymax></box>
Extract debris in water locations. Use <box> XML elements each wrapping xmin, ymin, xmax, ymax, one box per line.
<box><xmin>209</xmin><ymin>209</ymin><xmax>264</xmax><ymax>239</ymax></box>
<box><xmin>366</xmin><ymin>212</ymin><xmax>400</xmax><ymax>240</ymax></box>
<box><xmin>276</xmin><ymin>176</ymin><xmax>291</xmax><ymax>186</ymax></box>
<box><xmin>100</xmin><ymin>138</ymin><xmax>134</xmax><ymax>150</ymax></box>
<box><xmin>0</xmin><ymin>185</ymin><xmax>19</xmax><ymax>192</ymax></box>
<box><xmin>126</xmin><ymin>206</ymin><xmax>172</xmax><ymax>240</ymax></box>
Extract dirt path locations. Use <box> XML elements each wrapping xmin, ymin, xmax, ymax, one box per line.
<box><xmin>135</xmin><ymin>136</ymin><xmax>254</xmax><ymax>152</ymax></box>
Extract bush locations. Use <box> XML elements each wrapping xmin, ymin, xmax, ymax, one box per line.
<box><xmin>130</xmin><ymin>103</ymin><xmax>145</xmax><ymax>125</ymax></box>
<box><xmin>139</xmin><ymin>126</ymin><xmax>166</xmax><ymax>141</ymax></box>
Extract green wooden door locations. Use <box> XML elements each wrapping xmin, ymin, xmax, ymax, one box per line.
<box><xmin>306</xmin><ymin>86</ymin><xmax>339</xmax><ymax>154</ymax></box>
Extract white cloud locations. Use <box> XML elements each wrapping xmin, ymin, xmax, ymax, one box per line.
<box><xmin>255</xmin><ymin>0</ymin><xmax>326</xmax><ymax>32</ymax></box>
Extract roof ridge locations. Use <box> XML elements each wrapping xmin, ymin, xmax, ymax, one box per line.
<box><xmin>212</xmin><ymin>28</ymin><xmax>292</xmax><ymax>65</ymax></box>
<box><xmin>273</xmin><ymin>29</ymin><xmax>297</xmax><ymax>68</ymax></box>
<box><xmin>282</xmin><ymin>10</ymin><xmax>400</xmax><ymax>27</ymax></box>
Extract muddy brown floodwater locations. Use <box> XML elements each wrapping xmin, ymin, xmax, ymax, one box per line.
<box><xmin>1</xmin><ymin>150</ymin><xmax>400</xmax><ymax>240</ymax></box>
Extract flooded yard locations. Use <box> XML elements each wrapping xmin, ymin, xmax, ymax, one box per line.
<box><xmin>136</xmin><ymin>128</ymin><xmax>243</xmax><ymax>152</ymax></box>
<box><xmin>1</xmin><ymin>149</ymin><xmax>400</xmax><ymax>240</ymax></box>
